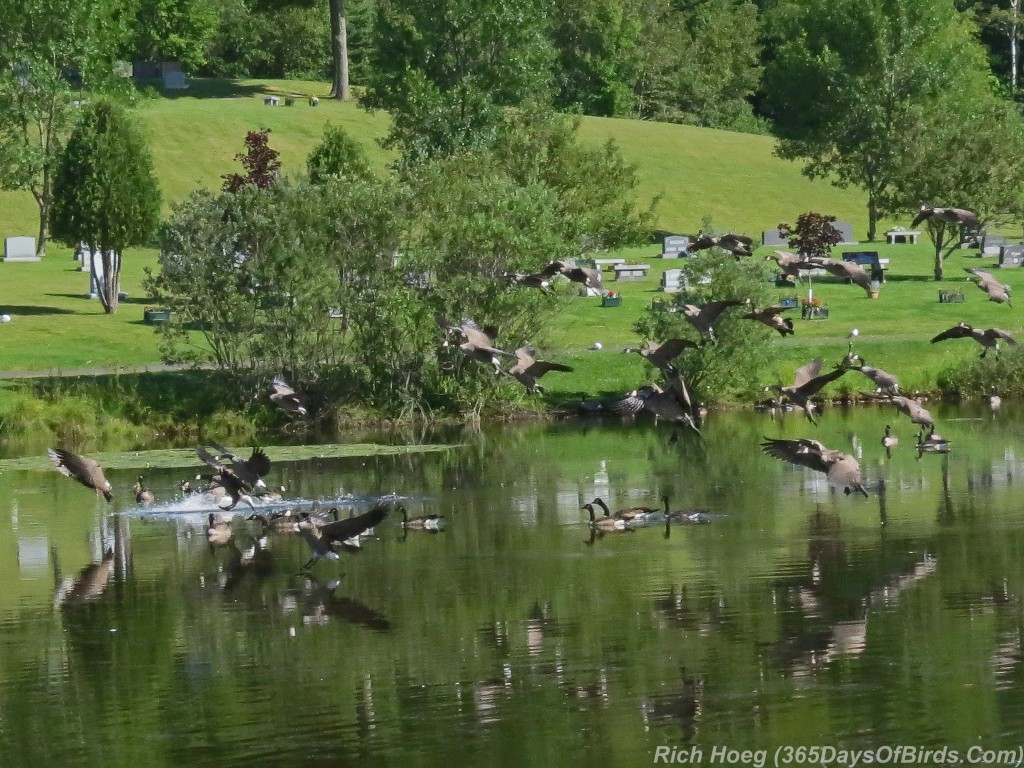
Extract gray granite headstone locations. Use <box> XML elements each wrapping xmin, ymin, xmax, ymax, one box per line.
<box><xmin>163</xmin><ymin>70</ymin><xmax>188</xmax><ymax>89</ymax></box>
<box><xmin>661</xmin><ymin>268</ymin><xmax>683</xmax><ymax>293</ymax></box>
<box><xmin>661</xmin><ymin>235</ymin><xmax>689</xmax><ymax>258</ymax></box>
<box><xmin>4</xmin><ymin>236</ymin><xmax>39</xmax><ymax>262</ymax></box>
<box><xmin>762</xmin><ymin>229</ymin><xmax>787</xmax><ymax>247</ymax></box>
<box><xmin>999</xmin><ymin>245</ymin><xmax>1024</xmax><ymax>267</ymax></box>
<box><xmin>832</xmin><ymin>221</ymin><xmax>855</xmax><ymax>244</ymax></box>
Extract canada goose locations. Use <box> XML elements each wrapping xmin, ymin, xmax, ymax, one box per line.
<box><xmin>890</xmin><ymin>395</ymin><xmax>934</xmax><ymax>430</ymax></box>
<box><xmin>767</xmin><ymin>250</ymin><xmax>816</xmax><ymax>283</ymax></box>
<box><xmin>507</xmin><ymin>347</ymin><xmax>574</xmax><ymax>394</ymax></box>
<box><xmin>436</xmin><ymin>315</ymin><xmax>515</xmax><ymax>372</ymax></box>
<box><xmin>611</xmin><ymin>373</ymin><xmax>702</xmax><ymax>433</ymax></box>
<box><xmin>931</xmin><ymin>323</ymin><xmax>1018</xmax><ymax>358</ymax></box>
<box><xmin>247</xmin><ymin>511</ymin><xmax>301</xmax><ymax>533</ymax></box>
<box><xmin>741</xmin><ymin>304</ymin><xmax>795</xmax><ymax>337</ymax></box>
<box><xmin>47</xmin><ymin>448</ymin><xmax>113</xmax><ymax>502</ymax></box>
<box><xmin>806</xmin><ymin>257</ymin><xmax>873</xmax><ymax>296</ymax></box>
<box><xmin>297</xmin><ymin>504</ymin><xmax>389</xmax><ymax>568</ymax></box>
<box><xmin>252</xmin><ymin>484</ymin><xmax>287</xmax><ymax>502</ymax></box>
<box><xmin>399</xmin><ymin>506</ymin><xmax>445</xmax><ymax>532</ymax></box>
<box><xmin>846</xmin><ymin>358</ymin><xmax>900</xmax><ymax>395</ymax></box>
<box><xmin>540</xmin><ymin>259</ymin><xmax>602</xmax><ymax>289</ymax></box>
<box><xmin>211</xmin><ymin>472</ymin><xmax>256</xmax><ymax>512</ymax></box>
<box><xmin>592</xmin><ymin>495</ymin><xmax>670</xmax><ymax>523</ymax></box>
<box><xmin>666</xmin><ymin>507</ymin><xmax>711</xmax><ymax>524</ymax></box>
<box><xmin>270</xmin><ymin>377</ymin><xmax>308</xmax><ymax>416</ymax></box>
<box><xmin>53</xmin><ymin>547</ymin><xmax>115</xmax><ymax>605</ymax></box>
<box><xmin>966</xmin><ymin>268</ymin><xmax>1012</xmax><ymax>306</ymax></box>
<box><xmin>766</xmin><ymin>357</ymin><xmax>847</xmax><ymax>425</ymax></box>
<box><xmin>134</xmin><ymin>475</ymin><xmax>155</xmax><ymax>506</ymax></box>
<box><xmin>671</xmin><ymin>299</ymin><xmax>746</xmax><ymax>342</ymax></box>
<box><xmin>200</xmin><ymin>442</ymin><xmax>271</xmax><ymax>490</ymax></box>
<box><xmin>882</xmin><ymin>424</ymin><xmax>899</xmax><ymax>458</ymax></box>
<box><xmin>582</xmin><ymin>503</ymin><xmax>627</xmax><ymax>532</ymax></box>
<box><xmin>503</xmin><ymin>272</ymin><xmax>553</xmax><ymax>295</ymax></box>
<box><xmin>207</xmin><ymin>513</ymin><xmax>234</xmax><ymax>546</ymax></box>
<box><xmin>911</xmin><ymin>205</ymin><xmax>980</xmax><ymax>229</ymax></box>
<box><xmin>622</xmin><ymin>338</ymin><xmax>699</xmax><ymax>377</ymax></box>
<box><xmin>687</xmin><ymin>233</ymin><xmax>754</xmax><ymax>258</ymax></box>
<box><xmin>760</xmin><ymin>437</ymin><xmax>869</xmax><ymax>497</ymax></box>
<box><xmin>915</xmin><ymin>430</ymin><xmax>951</xmax><ymax>457</ymax></box>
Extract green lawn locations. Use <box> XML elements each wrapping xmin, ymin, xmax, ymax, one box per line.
<box><xmin>0</xmin><ymin>78</ymin><xmax>1014</xmax><ymax>398</ymax></box>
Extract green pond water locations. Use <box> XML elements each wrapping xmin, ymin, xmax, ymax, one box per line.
<box><xmin>2</xmin><ymin>404</ymin><xmax>1024</xmax><ymax>767</ymax></box>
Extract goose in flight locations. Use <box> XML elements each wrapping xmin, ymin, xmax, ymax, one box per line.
<box><xmin>911</xmin><ymin>206</ymin><xmax>980</xmax><ymax>229</ymax></box>
<box><xmin>506</xmin><ymin>347</ymin><xmax>573</xmax><ymax>394</ymax></box>
<box><xmin>890</xmin><ymin>395</ymin><xmax>934</xmax><ymax>431</ymax></box>
<box><xmin>540</xmin><ymin>259</ymin><xmax>602</xmax><ymax>289</ymax></box>
<box><xmin>48</xmin><ymin>448</ymin><xmax>113</xmax><ymax>502</ymax></box>
<box><xmin>671</xmin><ymin>299</ymin><xmax>747</xmax><ymax>342</ymax></box>
<box><xmin>270</xmin><ymin>378</ymin><xmax>308</xmax><ymax>416</ymax></box>
<box><xmin>930</xmin><ymin>323</ymin><xmax>1018</xmax><ymax>358</ymax></box>
<box><xmin>436</xmin><ymin>315</ymin><xmax>515</xmax><ymax>372</ymax></box>
<box><xmin>741</xmin><ymin>304</ymin><xmax>795</xmax><ymax>337</ymax></box>
<box><xmin>807</xmin><ymin>257</ymin><xmax>873</xmax><ymax>296</ymax></box>
<box><xmin>688</xmin><ymin>233</ymin><xmax>754</xmax><ymax>258</ymax></box>
<box><xmin>622</xmin><ymin>338</ymin><xmax>699</xmax><ymax>378</ymax></box>
<box><xmin>965</xmin><ymin>269</ymin><xmax>1012</xmax><ymax>306</ymax></box>
<box><xmin>760</xmin><ymin>437</ymin><xmax>869</xmax><ymax>497</ymax></box>
<box><xmin>766</xmin><ymin>357</ymin><xmax>847</xmax><ymax>425</ymax></box>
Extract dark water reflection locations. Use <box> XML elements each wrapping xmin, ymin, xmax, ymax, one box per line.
<box><xmin>3</xmin><ymin>404</ymin><xmax>1024</xmax><ymax>765</ymax></box>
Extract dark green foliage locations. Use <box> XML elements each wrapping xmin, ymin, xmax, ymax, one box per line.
<box><xmin>778</xmin><ymin>212</ymin><xmax>842</xmax><ymax>260</ymax></box>
<box><xmin>633</xmin><ymin>249</ymin><xmax>776</xmax><ymax>403</ymax></box>
<box><xmin>50</xmin><ymin>99</ymin><xmax>161</xmax><ymax>314</ymax></box>
<box><xmin>133</xmin><ymin>0</ymin><xmax>219</xmax><ymax>72</ymax></box>
<box><xmin>307</xmin><ymin>124</ymin><xmax>373</xmax><ymax>183</ymax></box>
<box><xmin>937</xmin><ymin>347</ymin><xmax>1024</xmax><ymax>398</ymax></box>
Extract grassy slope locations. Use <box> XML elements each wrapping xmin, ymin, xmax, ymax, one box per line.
<box><xmin>0</xmin><ymin>78</ymin><xmax>1015</xmax><ymax>400</ymax></box>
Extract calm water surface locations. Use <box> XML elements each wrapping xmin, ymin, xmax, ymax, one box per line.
<box><xmin>2</xmin><ymin>404</ymin><xmax>1024</xmax><ymax>766</ymax></box>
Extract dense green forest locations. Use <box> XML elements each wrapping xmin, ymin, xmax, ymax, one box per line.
<box><xmin>116</xmin><ymin>0</ymin><xmax>1024</xmax><ymax>132</ymax></box>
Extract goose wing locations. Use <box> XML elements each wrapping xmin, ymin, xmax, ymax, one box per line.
<box><xmin>760</xmin><ymin>437</ymin><xmax>831</xmax><ymax>473</ymax></box>
<box><xmin>319</xmin><ymin>504</ymin><xmax>390</xmax><ymax>543</ymax></box>
<box><xmin>792</xmin><ymin>357</ymin><xmax>823</xmax><ymax>388</ymax></box>
<box><xmin>931</xmin><ymin>324</ymin><xmax>973</xmax><ymax>343</ymax></box>
<box><xmin>983</xmin><ymin>328</ymin><xmax>1018</xmax><ymax>345</ymax></box>
<box><xmin>271</xmin><ymin>378</ymin><xmax>297</xmax><ymax>397</ymax></box>
<box><xmin>910</xmin><ymin>206</ymin><xmax>933</xmax><ymax>228</ymax></box>
<box><xmin>526</xmin><ymin>359</ymin><xmax>574</xmax><ymax>377</ymax></box>
<box><xmin>657</xmin><ymin>337</ymin><xmax>699</xmax><ymax>360</ymax></box>
<box><xmin>697</xmin><ymin>299</ymin><xmax>745</xmax><ymax>324</ymax></box>
<box><xmin>826</xmin><ymin>454</ymin><xmax>869</xmax><ymax>497</ymax></box>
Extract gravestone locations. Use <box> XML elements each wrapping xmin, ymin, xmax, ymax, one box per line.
<box><xmin>661</xmin><ymin>235</ymin><xmax>689</xmax><ymax>258</ymax></box>
<box><xmin>832</xmin><ymin>221</ymin><xmax>855</xmax><ymax>244</ymax></box>
<box><xmin>661</xmin><ymin>268</ymin><xmax>683</xmax><ymax>293</ymax></box>
<box><xmin>264</xmin><ymin>95</ymin><xmax>280</xmax><ymax>106</ymax></box>
<box><xmin>163</xmin><ymin>71</ymin><xmax>188</xmax><ymax>89</ymax></box>
<box><xmin>984</xmin><ymin>234</ymin><xmax>1009</xmax><ymax>257</ymax></box>
<box><xmin>762</xmin><ymin>229</ymin><xmax>787</xmax><ymax>247</ymax></box>
<box><xmin>999</xmin><ymin>245</ymin><xmax>1024</xmax><ymax>267</ymax></box>
<box><xmin>88</xmin><ymin>250</ymin><xmax>105</xmax><ymax>297</ymax></box>
<box><xmin>4</xmin><ymin>236</ymin><xmax>39</xmax><ymax>262</ymax></box>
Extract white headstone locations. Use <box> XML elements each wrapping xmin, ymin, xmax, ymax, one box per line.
<box><xmin>662</xmin><ymin>235</ymin><xmax>690</xmax><ymax>258</ymax></box>
<box><xmin>4</xmin><ymin>236</ymin><xmax>39</xmax><ymax>262</ymax></box>
<box><xmin>87</xmin><ymin>250</ymin><xmax>106</xmax><ymax>298</ymax></box>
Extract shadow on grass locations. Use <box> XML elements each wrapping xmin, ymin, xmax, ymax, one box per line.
<box><xmin>134</xmin><ymin>78</ymin><xmax>269</xmax><ymax>100</ymax></box>
<box><xmin>1</xmin><ymin>305</ymin><xmax>75</xmax><ymax>316</ymax></box>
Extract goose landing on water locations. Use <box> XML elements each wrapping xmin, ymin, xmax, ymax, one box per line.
<box><xmin>134</xmin><ymin>475</ymin><xmax>155</xmax><ymax>506</ymax></box>
<box><xmin>760</xmin><ymin>437</ymin><xmax>869</xmax><ymax>498</ymax></box>
<box><xmin>48</xmin><ymin>448</ymin><xmax>113</xmax><ymax>502</ymax></box>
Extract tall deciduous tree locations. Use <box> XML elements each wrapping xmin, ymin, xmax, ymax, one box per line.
<box><xmin>364</xmin><ymin>0</ymin><xmax>554</xmax><ymax>164</ymax></box>
<box><xmin>763</xmin><ymin>0</ymin><xmax>993</xmax><ymax>241</ymax></box>
<box><xmin>133</xmin><ymin>0</ymin><xmax>218</xmax><ymax>72</ymax></box>
<box><xmin>50</xmin><ymin>100</ymin><xmax>161</xmax><ymax>313</ymax></box>
<box><xmin>0</xmin><ymin>0</ymin><xmax>130</xmax><ymax>256</ymax></box>
<box><xmin>889</xmin><ymin>97</ymin><xmax>1024</xmax><ymax>279</ymax></box>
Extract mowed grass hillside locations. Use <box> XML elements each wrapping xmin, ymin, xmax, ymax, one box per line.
<box><xmin>1</xmin><ymin>77</ymin><xmax>1012</xmax><ymax>400</ymax></box>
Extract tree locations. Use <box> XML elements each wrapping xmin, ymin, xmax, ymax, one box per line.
<box><xmin>888</xmin><ymin>97</ymin><xmax>1024</xmax><ymax>279</ymax></box>
<box><xmin>0</xmin><ymin>0</ymin><xmax>131</xmax><ymax>256</ymax></box>
<box><xmin>777</xmin><ymin>212</ymin><xmax>843</xmax><ymax>260</ymax></box>
<box><xmin>763</xmin><ymin>0</ymin><xmax>993</xmax><ymax>241</ymax></box>
<box><xmin>364</xmin><ymin>0</ymin><xmax>554</xmax><ymax>164</ymax></box>
<box><xmin>50</xmin><ymin>100</ymin><xmax>161</xmax><ymax>313</ymax></box>
<box><xmin>222</xmin><ymin>128</ymin><xmax>281</xmax><ymax>192</ymax></box>
<box><xmin>307</xmin><ymin>123</ymin><xmax>373</xmax><ymax>184</ymax></box>
<box><xmin>132</xmin><ymin>0</ymin><xmax>218</xmax><ymax>72</ymax></box>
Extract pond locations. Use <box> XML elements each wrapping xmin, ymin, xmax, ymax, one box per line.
<box><xmin>1</xmin><ymin>402</ymin><xmax>1024</xmax><ymax>767</ymax></box>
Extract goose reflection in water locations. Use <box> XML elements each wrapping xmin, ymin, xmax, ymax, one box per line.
<box><xmin>296</xmin><ymin>576</ymin><xmax>391</xmax><ymax>632</ymax></box>
<box><xmin>52</xmin><ymin>546</ymin><xmax>115</xmax><ymax>606</ymax></box>
<box><xmin>640</xmin><ymin>670</ymin><xmax>704</xmax><ymax>741</ymax></box>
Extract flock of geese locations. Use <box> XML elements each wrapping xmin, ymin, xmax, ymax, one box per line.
<box><xmin>44</xmin><ymin>208</ymin><xmax>1015</xmax><ymax>551</ymax></box>
<box><xmin>47</xmin><ymin>438</ymin><xmax>446</xmax><ymax>571</ymax></box>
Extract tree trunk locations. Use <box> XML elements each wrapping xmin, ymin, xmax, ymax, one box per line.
<box><xmin>328</xmin><ymin>0</ymin><xmax>349</xmax><ymax>100</ymax></box>
<box><xmin>866</xmin><ymin>195</ymin><xmax>877</xmax><ymax>242</ymax></box>
<box><xmin>1013</xmin><ymin>0</ymin><xmax>1020</xmax><ymax>92</ymax></box>
<box><xmin>33</xmin><ymin>192</ymin><xmax>48</xmax><ymax>257</ymax></box>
